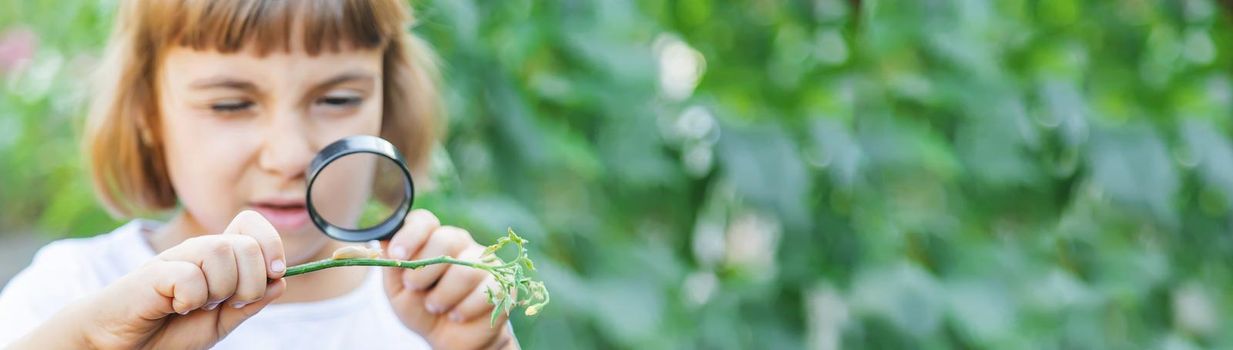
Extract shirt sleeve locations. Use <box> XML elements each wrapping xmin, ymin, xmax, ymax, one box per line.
<box><xmin>0</xmin><ymin>241</ymin><xmax>97</xmax><ymax>346</ymax></box>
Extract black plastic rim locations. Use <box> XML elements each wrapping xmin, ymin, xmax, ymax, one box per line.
<box><xmin>305</xmin><ymin>135</ymin><xmax>414</xmax><ymax>242</ymax></box>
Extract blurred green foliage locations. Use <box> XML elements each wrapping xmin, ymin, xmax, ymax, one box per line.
<box><xmin>5</xmin><ymin>0</ymin><xmax>1233</xmax><ymax>348</ymax></box>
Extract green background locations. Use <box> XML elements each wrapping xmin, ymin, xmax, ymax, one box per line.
<box><xmin>4</xmin><ymin>0</ymin><xmax>1233</xmax><ymax>348</ymax></box>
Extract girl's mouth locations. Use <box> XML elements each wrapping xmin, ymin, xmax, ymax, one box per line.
<box><xmin>250</xmin><ymin>200</ymin><xmax>309</xmax><ymax>231</ymax></box>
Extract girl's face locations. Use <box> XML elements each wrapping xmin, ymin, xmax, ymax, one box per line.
<box><xmin>157</xmin><ymin>45</ymin><xmax>384</xmax><ymax>263</ymax></box>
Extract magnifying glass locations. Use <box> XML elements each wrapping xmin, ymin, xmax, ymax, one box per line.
<box><xmin>306</xmin><ymin>135</ymin><xmax>414</xmax><ymax>242</ymax></box>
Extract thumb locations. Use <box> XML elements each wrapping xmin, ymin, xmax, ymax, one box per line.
<box><xmin>216</xmin><ymin>278</ymin><xmax>286</xmax><ymax>335</ymax></box>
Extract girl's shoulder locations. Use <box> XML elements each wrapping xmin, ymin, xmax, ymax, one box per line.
<box><xmin>43</xmin><ymin>220</ymin><xmax>157</xmax><ymax>282</ymax></box>
<box><xmin>0</xmin><ymin>220</ymin><xmax>157</xmax><ymax>345</ymax></box>
<box><xmin>3</xmin><ymin>220</ymin><xmax>158</xmax><ymax>296</ymax></box>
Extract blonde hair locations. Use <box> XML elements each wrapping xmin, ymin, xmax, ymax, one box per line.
<box><xmin>84</xmin><ymin>0</ymin><xmax>441</xmax><ymax>217</ymax></box>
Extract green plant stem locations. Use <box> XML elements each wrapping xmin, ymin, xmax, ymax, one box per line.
<box><xmin>268</xmin><ymin>228</ymin><xmax>547</xmax><ymax>326</ymax></box>
<box><xmin>283</xmin><ymin>256</ymin><xmax>491</xmax><ymax>277</ymax></box>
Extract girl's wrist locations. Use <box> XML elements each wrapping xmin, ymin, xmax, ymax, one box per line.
<box><xmin>56</xmin><ymin>282</ymin><xmax>145</xmax><ymax>350</ymax></box>
<box><xmin>10</xmin><ymin>299</ymin><xmax>98</xmax><ymax>349</ymax></box>
<box><xmin>60</xmin><ymin>297</ymin><xmax>114</xmax><ymax>349</ymax></box>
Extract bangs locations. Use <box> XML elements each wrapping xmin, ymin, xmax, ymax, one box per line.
<box><xmin>137</xmin><ymin>0</ymin><xmax>407</xmax><ymax>55</ymax></box>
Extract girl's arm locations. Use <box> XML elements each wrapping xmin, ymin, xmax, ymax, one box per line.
<box><xmin>0</xmin><ymin>241</ymin><xmax>96</xmax><ymax>348</ymax></box>
<box><xmin>8</xmin><ymin>300</ymin><xmax>95</xmax><ymax>349</ymax></box>
<box><xmin>5</xmin><ymin>211</ymin><xmax>287</xmax><ymax>350</ymax></box>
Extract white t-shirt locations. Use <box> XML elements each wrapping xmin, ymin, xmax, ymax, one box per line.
<box><xmin>0</xmin><ymin>220</ymin><xmax>431</xmax><ymax>349</ymax></box>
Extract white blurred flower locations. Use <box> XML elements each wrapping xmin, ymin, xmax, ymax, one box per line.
<box><xmin>1173</xmin><ymin>282</ymin><xmax>1219</xmax><ymax>336</ymax></box>
<box><xmin>724</xmin><ymin>211</ymin><xmax>781</xmax><ymax>280</ymax></box>
<box><xmin>805</xmin><ymin>284</ymin><xmax>848</xmax><ymax>350</ymax></box>
<box><xmin>682</xmin><ymin>271</ymin><xmax>718</xmax><ymax>307</ymax></box>
<box><xmin>671</xmin><ymin>106</ymin><xmax>719</xmax><ymax>177</ymax></box>
<box><xmin>674</xmin><ymin>105</ymin><xmax>716</xmax><ymax>142</ymax></box>
<box><xmin>654</xmin><ymin>34</ymin><xmax>706</xmax><ymax>101</ymax></box>
<box><xmin>683</xmin><ymin>142</ymin><xmax>713</xmax><ymax>177</ymax></box>
<box><xmin>690</xmin><ymin>211</ymin><xmax>725</xmax><ymax>266</ymax></box>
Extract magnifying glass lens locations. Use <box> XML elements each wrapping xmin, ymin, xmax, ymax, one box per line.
<box><xmin>308</xmin><ymin>153</ymin><xmax>407</xmax><ymax>230</ymax></box>
<box><xmin>306</xmin><ymin>135</ymin><xmax>414</xmax><ymax>242</ymax></box>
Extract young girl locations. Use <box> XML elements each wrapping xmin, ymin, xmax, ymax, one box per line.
<box><xmin>0</xmin><ymin>0</ymin><xmax>517</xmax><ymax>349</ymax></box>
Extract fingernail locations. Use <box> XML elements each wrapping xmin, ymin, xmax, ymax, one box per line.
<box><xmin>177</xmin><ymin>309</ymin><xmax>190</xmax><ymax>315</ymax></box>
<box><xmin>425</xmin><ymin>302</ymin><xmax>442</xmax><ymax>314</ymax></box>
<box><xmin>271</xmin><ymin>259</ymin><xmax>286</xmax><ymax>273</ymax></box>
<box><xmin>390</xmin><ymin>246</ymin><xmax>408</xmax><ymax>260</ymax></box>
<box><xmin>204</xmin><ymin>301</ymin><xmax>221</xmax><ymax>311</ymax></box>
<box><xmin>449</xmin><ymin>311</ymin><xmax>462</xmax><ymax>322</ymax></box>
<box><xmin>232</xmin><ymin>301</ymin><xmax>249</xmax><ymax>309</ymax></box>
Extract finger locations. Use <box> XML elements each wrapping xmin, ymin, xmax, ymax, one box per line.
<box><xmin>385</xmin><ymin>209</ymin><xmax>439</xmax><ymax>260</ymax></box>
<box><xmin>217</xmin><ymin>278</ymin><xmax>286</xmax><ymax>338</ymax></box>
<box><xmin>225</xmin><ymin>210</ymin><xmax>287</xmax><ymax>279</ymax></box>
<box><xmin>150</xmin><ymin>261</ymin><xmax>209</xmax><ymax>316</ymax></box>
<box><xmin>478</xmin><ymin>303</ymin><xmax>511</xmax><ymax>328</ymax></box>
<box><xmin>424</xmin><ymin>245</ymin><xmax>487</xmax><ymax>316</ymax></box>
<box><xmin>163</xmin><ymin>236</ymin><xmax>240</xmax><ymax>309</ymax></box>
<box><xmin>381</xmin><ymin>209</ymin><xmax>440</xmax><ymax>295</ymax></box>
<box><xmin>491</xmin><ymin>328</ymin><xmax>517</xmax><ymax>350</ymax></box>
<box><xmin>225</xmin><ymin>235</ymin><xmax>268</xmax><ymax>309</ymax></box>
<box><xmin>201</xmin><ymin>240</ymin><xmax>240</xmax><ymax>309</ymax></box>
<box><xmin>450</xmin><ymin>275</ymin><xmax>501</xmax><ymax>322</ymax></box>
<box><xmin>401</xmin><ymin>226</ymin><xmax>470</xmax><ymax>293</ymax></box>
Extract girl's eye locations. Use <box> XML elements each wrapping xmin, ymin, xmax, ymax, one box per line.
<box><xmin>210</xmin><ymin>100</ymin><xmax>254</xmax><ymax>113</ymax></box>
<box><xmin>316</xmin><ymin>94</ymin><xmax>363</xmax><ymax>108</ymax></box>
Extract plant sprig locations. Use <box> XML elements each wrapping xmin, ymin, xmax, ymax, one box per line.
<box><xmin>283</xmin><ymin>228</ymin><xmax>549</xmax><ymax>326</ymax></box>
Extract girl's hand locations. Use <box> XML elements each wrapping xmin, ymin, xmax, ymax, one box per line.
<box><xmin>16</xmin><ymin>211</ymin><xmax>288</xmax><ymax>350</ymax></box>
<box><xmin>381</xmin><ymin>209</ymin><xmax>518</xmax><ymax>350</ymax></box>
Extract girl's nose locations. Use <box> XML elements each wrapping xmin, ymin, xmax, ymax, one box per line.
<box><xmin>258</xmin><ymin>112</ymin><xmax>314</xmax><ymax>179</ymax></box>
